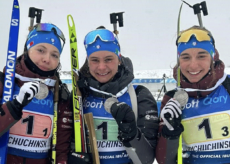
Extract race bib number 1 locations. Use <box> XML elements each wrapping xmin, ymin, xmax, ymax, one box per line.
<box><xmin>10</xmin><ymin>111</ymin><xmax>52</xmax><ymax>139</ymax></box>
<box><xmin>182</xmin><ymin>113</ymin><xmax>230</xmax><ymax>144</ymax></box>
<box><xmin>94</xmin><ymin>118</ymin><xmax>118</xmax><ymax>141</ymax></box>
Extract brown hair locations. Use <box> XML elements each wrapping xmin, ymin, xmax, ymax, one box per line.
<box><xmin>79</xmin><ymin>58</ymin><xmax>91</xmax><ymax>77</ymax></box>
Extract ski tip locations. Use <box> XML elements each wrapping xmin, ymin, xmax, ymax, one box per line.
<box><xmin>67</xmin><ymin>15</ymin><xmax>75</xmax><ymax>28</ymax></box>
<box><xmin>67</xmin><ymin>14</ymin><xmax>73</xmax><ymax>19</ymax></box>
<box><xmin>14</xmin><ymin>0</ymin><xmax>19</xmax><ymax>7</ymax></box>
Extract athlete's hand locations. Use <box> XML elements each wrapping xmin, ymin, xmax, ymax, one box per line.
<box><xmin>110</xmin><ymin>102</ymin><xmax>137</xmax><ymax>143</ymax></box>
<box><xmin>5</xmin><ymin>81</ymin><xmax>40</xmax><ymax>119</ymax></box>
<box><xmin>160</xmin><ymin>98</ymin><xmax>184</xmax><ymax>139</ymax></box>
<box><xmin>16</xmin><ymin>81</ymin><xmax>40</xmax><ymax>107</ymax></box>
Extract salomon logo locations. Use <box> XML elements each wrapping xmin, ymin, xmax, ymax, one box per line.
<box><xmin>3</xmin><ymin>51</ymin><xmax>16</xmax><ymax>102</ymax></box>
<box><xmin>11</xmin><ymin>19</ymin><xmax>19</xmax><ymax>26</ymax></box>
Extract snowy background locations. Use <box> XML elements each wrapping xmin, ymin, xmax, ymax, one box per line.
<box><xmin>1</xmin><ymin>0</ymin><xmax>230</xmax><ymax>72</ymax></box>
<box><xmin>1</xmin><ymin>1</ymin><xmax>230</xmax><ymax>163</ymax></box>
<box><xmin>61</xmin><ymin>68</ymin><xmax>230</xmax><ymax>101</ymax></box>
<box><xmin>1</xmin><ymin>0</ymin><xmax>230</xmax><ymax>100</ymax></box>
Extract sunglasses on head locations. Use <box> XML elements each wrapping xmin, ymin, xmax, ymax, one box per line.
<box><xmin>84</xmin><ymin>29</ymin><xmax>118</xmax><ymax>45</ymax></box>
<box><xmin>176</xmin><ymin>29</ymin><xmax>215</xmax><ymax>46</ymax></box>
<box><xmin>33</xmin><ymin>23</ymin><xmax>66</xmax><ymax>45</ymax></box>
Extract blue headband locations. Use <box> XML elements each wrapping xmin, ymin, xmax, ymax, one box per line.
<box><xmin>26</xmin><ymin>29</ymin><xmax>62</xmax><ymax>54</ymax></box>
<box><xmin>85</xmin><ymin>37</ymin><xmax>121</xmax><ymax>58</ymax></box>
<box><xmin>177</xmin><ymin>35</ymin><xmax>215</xmax><ymax>58</ymax></box>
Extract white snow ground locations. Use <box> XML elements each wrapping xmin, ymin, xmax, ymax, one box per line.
<box><xmin>61</xmin><ymin>68</ymin><xmax>230</xmax><ymax>79</ymax></box>
<box><xmin>60</xmin><ymin>68</ymin><xmax>230</xmax><ymax>100</ymax></box>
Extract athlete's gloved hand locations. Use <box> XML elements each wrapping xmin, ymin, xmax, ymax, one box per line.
<box><xmin>16</xmin><ymin>81</ymin><xmax>40</xmax><ymax>106</ymax></box>
<box><xmin>67</xmin><ymin>152</ymin><xmax>92</xmax><ymax>164</ymax></box>
<box><xmin>7</xmin><ymin>81</ymin><xmax>39</xmax><ymax>114</ymax></box>
<box><xmin>5</xmin><ymin>81</ymin><xmax>40</xmax><ymax>119</ymax></box>
<box><xmin>160</xmin><ymin>98</ymin><xmax>184</xmax><ymax>139</ymax></box>
<box><xmin>110</xmin><ymin>102</ymin><xmax>137</xmax><ymax>145</ymax></box>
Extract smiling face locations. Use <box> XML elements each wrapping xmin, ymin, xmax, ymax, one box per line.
<box><xmin>28</xmin><ymin>43</ymin><xmax>60</xmax><ymax>71</ymax></box>
<box><xmin>179</xmin><ymin>48</ymin><xmax>212</xmax><ymax>83</ymax></box>
<box><xmin>88</xmin><ymin>51</ymin><xmax>120</xmax><ymax>83</ymax></box>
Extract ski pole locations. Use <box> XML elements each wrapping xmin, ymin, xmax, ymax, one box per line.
<box><xmin>52</xmin><ymin>79</ymin><xmax>59</xmax><ymax>164</ymax></box>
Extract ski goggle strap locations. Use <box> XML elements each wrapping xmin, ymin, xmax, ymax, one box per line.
<box><xmin>177</xmin><ymin>29</ymin><xmax>215</xmax><ymax>59</ymax></box>
<box><xmin>26</xmin><ymin>23</ymin><xmax>65</xmax><ymax>54</ymax></box>
<box><xmin>84</xmin><ymin>29</ymin><xmax>117</xmax><ymax>45</ymax></box>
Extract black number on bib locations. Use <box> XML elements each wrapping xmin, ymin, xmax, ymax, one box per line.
<box><xmin>97</xmin><ymin>122</ymin><xmax>108</xmax><ymax>139</ymax></box>
<box><xmin>222</xmin><ymin>126</ymin><xmax>229</xmax><ymax>137</ymax></box>
<box><xmin>43</xmin><ymin>128</ymin><xmax>48</xmax><ymax>136</ymax></box>
<box><xmin>22</xmin><ymin>115</ymin><xmax>34</xmax><ymax>135</ymax></box>
<box><xmin>198</xmin><ymin>118</ymin><xmax>212</xmax><ymax>139</ymax></box>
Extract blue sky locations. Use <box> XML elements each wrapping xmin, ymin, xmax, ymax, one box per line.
<box><xmin>1</xmin><ymin>0</ymin><xmax>230</xmax><ymax>71</ymax></box>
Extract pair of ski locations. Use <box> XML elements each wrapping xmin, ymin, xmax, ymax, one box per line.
<box><xmin>0</xmin><ymin>0</ymin><xmax>20</xmax><ymax>163</ymax></box>
<box><xmin>52</xmin><ymin>13</ymin><xmax>100</xmax><ymax>164</ymax></box>
<box><xmin>67</xmin><ymin>15</ymin><xmax>100</xmax><ymax>164</ymax></box>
